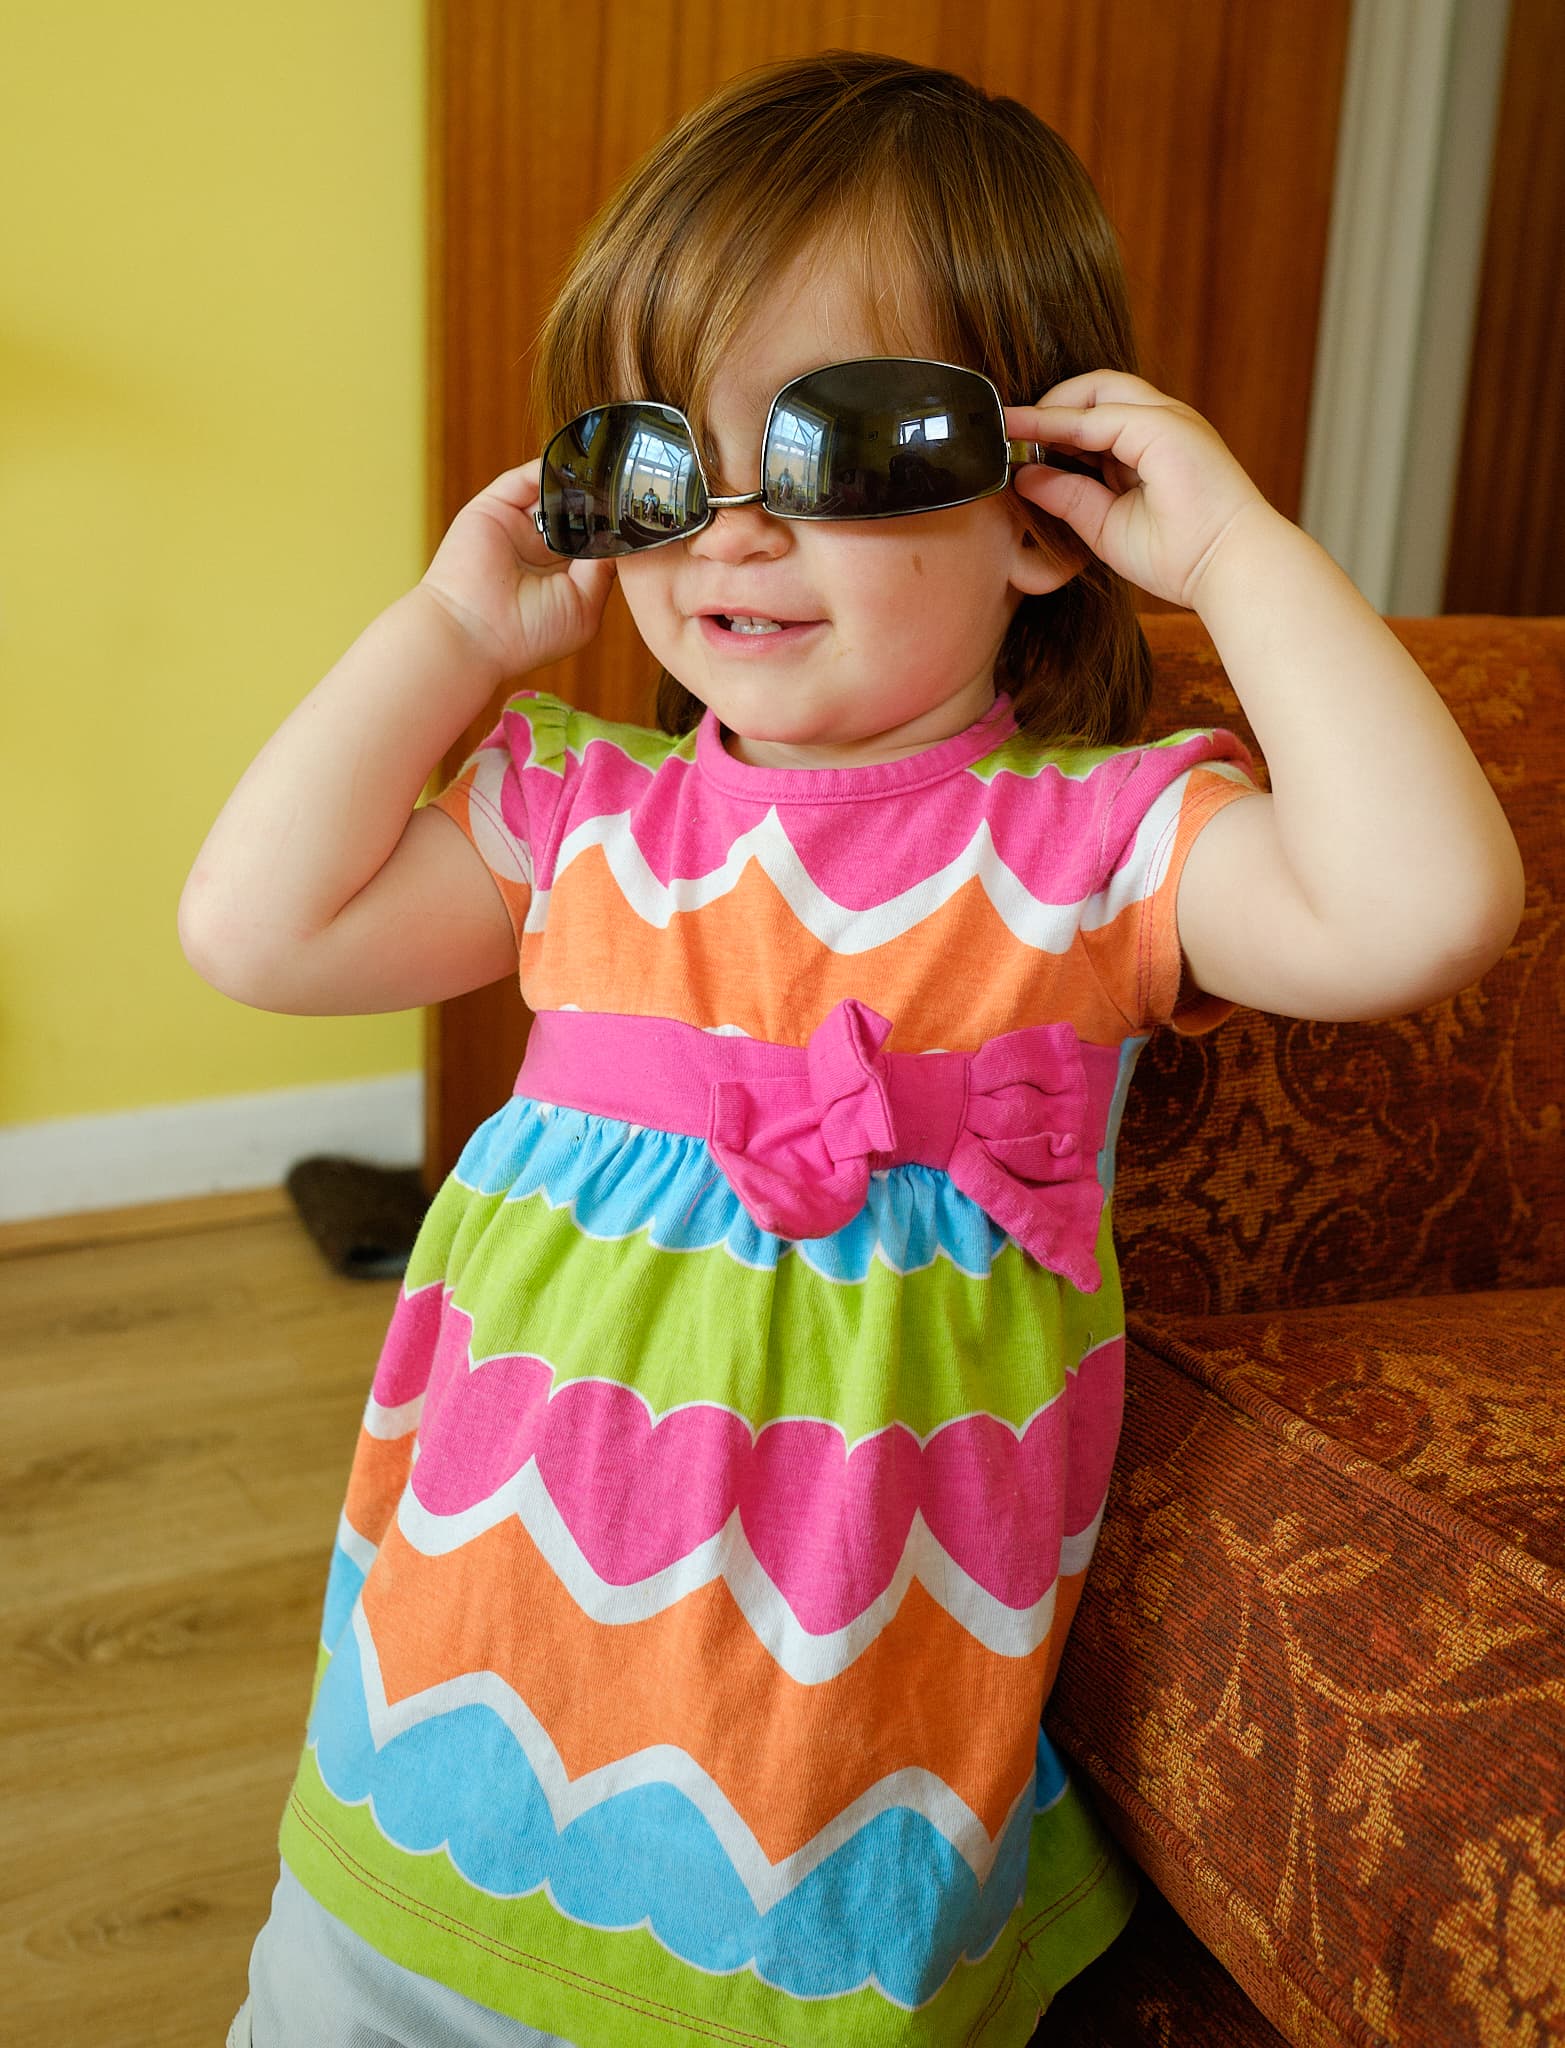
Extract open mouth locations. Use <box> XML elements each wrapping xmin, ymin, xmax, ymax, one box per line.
<box><xmin>714</xmin><ymin>614</ymin><xmax>806</xmax><ymax>634</ymax></box>
<box><xmin>700</xmin><ymin>612</ymin><xmax>823</xmax><ymax>648</ymax></box>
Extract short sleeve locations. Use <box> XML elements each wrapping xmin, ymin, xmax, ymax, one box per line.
<box><xmin>1083</xmin><ymin>727</ymin><xmax>1265</xmax><ymax>1037</ymax></box>
<box><xmin>421</xmin><ymin>689</ymin><xmax>571</xmax><ymax>955</ymax></box>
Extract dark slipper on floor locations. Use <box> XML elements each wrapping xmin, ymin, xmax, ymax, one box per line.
<box><xmin>283</xmin><ymin>1155</ymin><xmax>431</xmax><ymax>1278</ymax></box>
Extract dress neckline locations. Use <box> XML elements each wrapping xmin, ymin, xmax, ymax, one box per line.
<box><xmin>695</xmin><ymin>690</ymin><xmax>1018</xmax><ymax>804</ymax></box>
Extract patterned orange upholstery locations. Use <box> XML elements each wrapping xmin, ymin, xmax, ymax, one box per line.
<box><xmin>1045</xmin><ymin>615</ymin><xmax>1565</xmax><ymax>2047</ymax></box>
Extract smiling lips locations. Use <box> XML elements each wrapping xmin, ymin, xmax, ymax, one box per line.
<box><xmin>697</xmin><ymin>612</ymin><xmax>823</xmax><ymax>652</ymax></box>
<box><xmin>702</xmin><ymin>608</ymin><xmax>819</xmax><ymax>627</ymax></box>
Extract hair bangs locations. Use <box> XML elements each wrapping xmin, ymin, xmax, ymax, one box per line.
<box><xmin>532</xmin><ymin>145</ymin><xmax>953</xmax><ymax>460</ymax></box>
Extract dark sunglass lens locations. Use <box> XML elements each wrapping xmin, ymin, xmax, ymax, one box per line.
<box><xmin>539</xmin><ymin>404</ymin><xmax>706</xmax><ymax>557</ymax></box>
<box><xmin>763</xmin><ymin>361</ymin><xmax>1007</xmax><ymax>519</ymax></box>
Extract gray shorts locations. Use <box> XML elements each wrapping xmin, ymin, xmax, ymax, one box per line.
<box><xmin>226</xmin><ymin>1862</ymin><xmax>578</xmax><ymax>2046</ymax></box>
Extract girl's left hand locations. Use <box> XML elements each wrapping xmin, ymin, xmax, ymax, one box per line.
<box><xmin>1005</xmin><ymin>372</ymin><xmax>1273</xmax><ymax>612</ymax></box>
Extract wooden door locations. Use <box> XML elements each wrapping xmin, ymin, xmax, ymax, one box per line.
<box><xmin>423</xmin><ymin>0</ymin><xmax>1352</xmax><ymax>1187</ymax></box>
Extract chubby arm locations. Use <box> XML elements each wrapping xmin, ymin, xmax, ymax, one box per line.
<box><xmin>178</xmin><ymin>586</ymin><xmax>516</xmax><ymax>1013</ymax></box>
<box><xmin>1174</xmin><ymin>507</ymin><xmax>1526</xmax><ymax>1022</ymax></box>
<box><xmin>179</xmin><ymin>458</ymin><xmax>616</xmax><ymax>1017</ymax></box>
<box><xmin>1008</xmin><ymin>379</ymin><xmax>1526</xmax><ymax>1026</ymax></box>
<box><xmin>185</xmin><ymin>801</ymin><xmax>518</xmax><ymax>1015</ymax></box>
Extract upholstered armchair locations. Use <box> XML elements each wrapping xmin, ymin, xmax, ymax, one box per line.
<box><xmin>1045</xmin><ymin>614</ymin><xmax>1563</xmax><ymax>2048</ymax></box>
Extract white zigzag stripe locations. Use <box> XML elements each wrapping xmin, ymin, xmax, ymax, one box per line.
<box><xmin>393</xmin><ymin>1457</ymin><xmax>1059</xmax><ymax>1669</ymax></box>
<box><xmin>1063</xmin><ymin>1498</ymin><xmax>1106</xmax><ymax>1576</ymax></box>
<box><xmin>348</xmin><ymin>1600</ymin><xmax>1034</xmax><ymax>1906</ymax></box>
<box><xmin>364</xmin><ymin>1393</ymin><xmax>424</xmax><ymax>1438</ymax></box>
<box><xmin>518</xmin><ymin>766</ymin><xmax>1252</xmax><ymax>949</ymax></box>
<box><xmin>355</xmin><ymin>1328</ymin><xmax>1116</xmax><ymax>1673</ymax></box>
<box><xmin>337</xmin><ymin>1510</ymin><xmax>378</xmax><ymax>1577</ymax></box>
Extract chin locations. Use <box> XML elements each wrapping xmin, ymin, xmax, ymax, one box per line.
<box><xmin>724</xmin><ymin>711</ymin><xmax>847</xmax><ymax>745</ymax></box>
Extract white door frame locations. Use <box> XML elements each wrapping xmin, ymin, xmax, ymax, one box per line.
<box><xmin>1300</xmin><ymin>0</ymin><xmax>1512</xmax><ymax>614</ymax></box>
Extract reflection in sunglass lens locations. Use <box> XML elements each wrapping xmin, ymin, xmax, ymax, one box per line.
<box><xmin>540</xmin><ymin>403</ymin><xmax>707</xmax><ymax>557</ymax></box>
<box><xmin>764</xmin><ymin>361</ymin><xmax>1007</xmax><ymax>518</ymax></box>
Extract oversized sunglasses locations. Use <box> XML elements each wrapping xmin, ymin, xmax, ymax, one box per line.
<box><xmin>532</xmin><ymin>355</ymin><xmax>1093</xmax><ymax>559</ymax></box>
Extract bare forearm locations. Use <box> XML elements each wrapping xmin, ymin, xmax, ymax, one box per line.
<box><xmin>179</xmin><ymin>586</ymin><xmax>507</xmax><ymax>970</ymax></box>
<box><xmin>1192</xmin><ymin>505</ymin><xmax>1526</xmax><ymax>950</ymax></box>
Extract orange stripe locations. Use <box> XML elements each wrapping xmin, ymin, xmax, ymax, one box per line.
<box><xmin>1037</xmin><ymin>1567</ymin><xmax>1089</xmax><ymax>1698</ymax></box>
<box><xmin>343</xmin><ymin>1429</ymin><xmax>415</xmax><ymax>1550</ymax></box>
<box><xmin>1079</xmin><ymin>771</ymin><xmax>1255</xmax><ymax>1031</ymax></box>
<box><xmin>360</xmin><ymin>1514</ymin><xmax>1056</xmax><ymax>1858</ymax></box>
<box><xmin>518</xmin><ymin>846</ymin><xmax>1129</xmax><ymax>1047</ymax></box>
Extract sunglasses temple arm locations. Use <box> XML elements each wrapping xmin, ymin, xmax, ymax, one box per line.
<box><xmin>1009</xmin><ymin>438</ymin><xmax>1103</xmax><ymax>482</ymax></box>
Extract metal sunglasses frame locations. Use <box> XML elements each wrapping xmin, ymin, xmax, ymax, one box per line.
<box><xmin>531</xmin><ymin>354</ymin><xmax>1052</xmax><ymax>557</ymax></box>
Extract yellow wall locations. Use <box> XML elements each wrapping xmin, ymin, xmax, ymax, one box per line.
<box><xmin>1</xmin><ymin>3</ymin><xmax>425</xmax><ymax>1126</ymax></box>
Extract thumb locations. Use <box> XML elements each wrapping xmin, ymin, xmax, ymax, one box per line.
<box><xmin>566</xmin><ymin>553</ymin><xmax>618</xmax><ymax>610</ymax></box>
<box><xmin>1014</xmin><ymin>460</ymin><xmax>1116</xmax><ymax>535</ymax></box>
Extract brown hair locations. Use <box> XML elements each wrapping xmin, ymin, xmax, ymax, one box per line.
<box><xmin>531</xmin><ymin>50</ymin><xmax>1153</xmax><ymax>750</ymax></box>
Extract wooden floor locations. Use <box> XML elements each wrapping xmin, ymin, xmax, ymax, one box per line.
<box><xmin>0</xmin><ymin>1188</ymin><xmax>402</xmax><ymax>2047</ymax></box>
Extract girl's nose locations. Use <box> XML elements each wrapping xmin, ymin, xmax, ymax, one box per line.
<box><xmin>688</xmin><ymin>499</ymin><xmax>790</xmax><ymax>562</ymax></box>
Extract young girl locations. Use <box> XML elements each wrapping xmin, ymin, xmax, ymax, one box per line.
<box><xmin>185</xmin><ymin>50</ymin><xmax>1524</xmax><ymax>2048</ymax></box>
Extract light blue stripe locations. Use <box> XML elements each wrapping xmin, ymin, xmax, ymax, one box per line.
<box><xmin>454</xmin><ymin>1094</ymin><xmax>1017</xmax><ymax>1281</ymax></box>
<box><xmin>306</xmin><ymin>1599</ymin><xmax>1038</xmax><ymax>2008</ymax></box>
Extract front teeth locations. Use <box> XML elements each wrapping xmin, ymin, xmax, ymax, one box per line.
<box><xmin>727</xmin><ymin>615</ymin><xmax>783</xmax><ymax>634</ymax></box>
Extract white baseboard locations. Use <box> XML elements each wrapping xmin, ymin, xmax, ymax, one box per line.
<box><xmin>0</xmin><ymin>1072</ymin><xmax>423</xmax><ymax>1223</ymax></box>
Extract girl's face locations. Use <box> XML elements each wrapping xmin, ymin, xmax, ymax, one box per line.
<box><xmin>613</xmin><ymin>239</ymin><xmax>1078</xmax><ymax>770</ymax></box>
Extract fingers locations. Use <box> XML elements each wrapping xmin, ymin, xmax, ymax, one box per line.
<box><xmin>479</xmin><ymin>458</ymin><xmax>543</xmax><ymax>504</ymax></box>
<box><xmin>1004</xmin><ymin>400</ymin><xmax>1172</xmax><ymax>490</ymax></box>
<box><xmin>471</xmin><ymin>459</ymin><xmax>562</xmax><ymax>573</ymax></box>
<box><xmin>1030</xmin><ymin>370</ymin><xmax>1164</xmax><ymax>409</ymax></box>
<box><xmin>1004</xmin><ymin>399</ymin><xmax>1143</xmax><ymax>449</ymax></box>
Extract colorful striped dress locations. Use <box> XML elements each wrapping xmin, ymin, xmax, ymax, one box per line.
<box><xmin>275</xmin><ymin>685</ymin><xmax>1260</xmax><ymax>2045</ymax></box>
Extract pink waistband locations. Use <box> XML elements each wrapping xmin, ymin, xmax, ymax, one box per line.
<box><xmin>513</xmin><ymin>999</ymin><xmax>1120</xmax><ymax>1294</ymax></box>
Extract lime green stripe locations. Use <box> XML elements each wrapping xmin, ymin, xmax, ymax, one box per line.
<box><xmin>1012</xmin><ymin>1786</ymin><xmax>1140</xmax><ymax>2008</ymax></box>
<box><xmin>968</xmin><ymin>723</ymin><xmax>1226</xmax><ymax>785</ymax></box>
<box><xmin>279</xmin><ymin>1742</ymin><xmax>1128</xmax><ymax>2045</ymax></box>
<box><xmin>508</xmin><ymin>693</ymin><xmax>1224</xmax><ymax>786</ymax></box>
<box><xmin>502</xmin><ymin>691</ymin><xmax>694</xmax><ymax>776</ymax></box>
<box><xmin>404</xmin><ymin>1178</ymin><xmax>1122</xmax><ymax>1439</ymax></box>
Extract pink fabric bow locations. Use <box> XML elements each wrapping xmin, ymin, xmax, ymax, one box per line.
<box><xmin>706</xmin><ymin>998</ymin><xmax>1107</xmax><ymax>1292</ymax></box>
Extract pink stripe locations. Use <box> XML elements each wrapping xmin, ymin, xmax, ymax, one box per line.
<box><xmin>502</xmin><ymin>704</ymin><xmax>1254</xmax><ymax>904</ymax></box>
<box><xmin>369</xmin><ymin>1293</ymin><xmax>1125</xmax><ymax>1628</ymax></box>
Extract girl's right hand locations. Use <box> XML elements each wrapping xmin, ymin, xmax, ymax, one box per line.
<box><xmin>417</xmin><ymin>457</ymin><xmax>617</xmax><ymax>678</ymax></box>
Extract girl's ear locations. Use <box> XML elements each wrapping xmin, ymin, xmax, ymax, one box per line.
<box><xmin>1004</xmin><ymin>502</ymin><xmax>1083</xmax><ymax>598</ymax></box>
